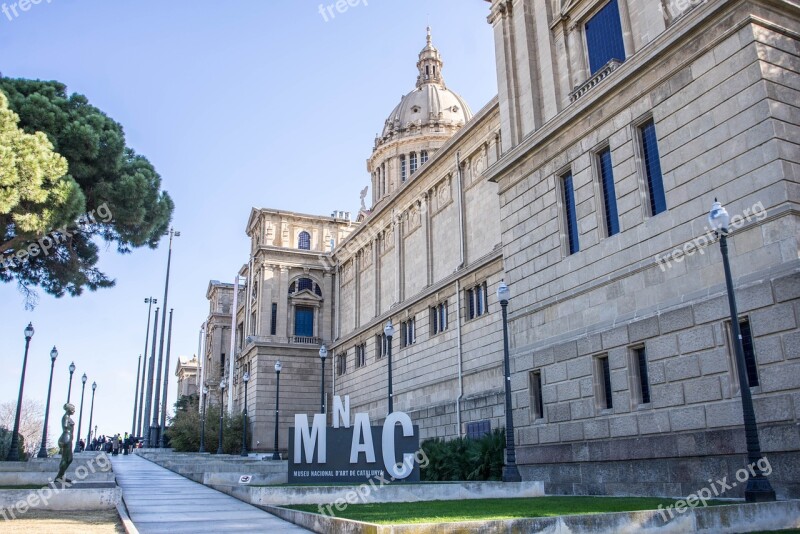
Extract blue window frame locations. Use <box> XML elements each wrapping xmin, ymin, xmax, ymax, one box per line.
<box><xmin>562</xmin><ymin>173</ymin><xmax>580</xmax><ymax>255</ymax></box>
<box><xmin>598</xmin><ymin>148</ymin><xmax>620</xmax><ymax>236</ymax></box>
<box><xmin>640</xmin><ymin>120</ymin><xmax>667</xmax><ymax>216</ymax></box>
<box><xmin>585</xmin><ymin>0</ymin><xmax>626</xmax><ymax>74</ymax></box>
<box><xmin>466</xmin><ymin>420</ymin><xmax>491</xmax><ymax>440</ymax></box>
<box><xmin>270</xmin><ymin>303</ymin><xmax>277</xmax><ymax>335</ymax></box>
<box><xmin>294</xmin><ymin>306</ymin><xmax>314</xmax><ymax>337</ymax></box>
<box><xmin>298</xmin><ymin>231</ymin><xmax>311</xmax><ymax>250</ymax></box>
<box><xmin>298</xmin><ymin>278</ymin><xmax>313</xmax><ymax>292</ymax></box>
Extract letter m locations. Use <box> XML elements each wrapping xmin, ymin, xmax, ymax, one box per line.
<box><xmin>294</xmin><ymin>414</ymin><xmax>326</xmax><ymax>464</ymax></box>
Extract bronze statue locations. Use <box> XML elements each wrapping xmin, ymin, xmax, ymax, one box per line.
<box><xmin>55</xmin><ymin>403</ymin><xmax>75</xmax><ymax>483</ymax></box>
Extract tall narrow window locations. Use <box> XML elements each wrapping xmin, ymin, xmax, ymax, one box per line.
<box><xmin>401</xmin><ymin>322</ymin><xmax>408</xmax><ymax>348</ymax></box>
<box><xmin>467</xmin><ymin>288</ymin><xmax>475</xmax><ymax>320</ymax></box>
<box><xmin>410</xmin><ymin>152</ymin><xmax>418</xmax><ymax>174</ymax></box>
<box><xmin>400</xmin><ymin>156</ymin><xmax>407</xmax><ymax>182</ymax></box>
<box><xmin>438</xmin><ymin>302</ymin><xmax>448</xmax><ymax>331</ymax></box>
<box><xmin>632</xmin><ymin>347</ymin><xmax>651</xmax><ymax>404</ymax></box>
<box><xmin>562</xmin><ymin>172</ymin><xmax>580</xmax><ymax>255</ymax></box>
<box><xmin>356</xmin><ymin>344</ymin><xmax>366</xmax><ymax>368</ymax></box>
<box><xmin>270</xmin><ymin>303</ymin><xmax>277</xmax><ymax>335</ymax></box>
<box><xmin>476</xmin><ymin>285</ymin><xmax>484</xmax><ymax>316</ymax></box>
<box><xmin>640</xmin><ymin>120</ymin><xmax>667</xmax><ymax>216</ymax></box>
<box><xmin>597</xmin><ymin>147</ymin><xmax>620</xmax><ymax>236</ymax></box>
<box><xmin>585</xmin><ymin>0</ymin><xmax>626</xmax><ymax>74</ymax></box>
<box><xmin>530</xmin><ymin>370</ymin><xmax>544</xmax><ymax>420</ymax></box>
<box><xmin>420</xmin><ymin>150</ymin><xmax>429</xmax><ymax>164</ymax></box>
<box><xmin>298</xmin><ymin>231</ymin><xmax>311</xmax><ymax>250</ymax></box>
<box><xmin>595</xmin><ymin>355</ymin><xmax>613</xmax><ymax>410</ymax></box>
<box><xmin>294</xmin><ymin>306</ymin><xmax>314</xmax><ymax>337</ymax></box>
<box><xmin>337</xmin><ymin>353</ymin><xmax>346</xmax><ymax>376</ymax></box>
<box><xmin>430</xmin><ymin>307</ymin><xmax>439</xmax><ymax>335</ymax></box>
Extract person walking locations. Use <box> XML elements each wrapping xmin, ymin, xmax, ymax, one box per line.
<box><xmin>112</xmin><ymin>434</ymin><xmax>119</xmax><ymax>456</ymax></box>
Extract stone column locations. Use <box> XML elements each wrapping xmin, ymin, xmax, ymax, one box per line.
<box><xmin>277</xmin><ymin>267</ymin><xmax>289</xmax><ymax>343</ymax></box>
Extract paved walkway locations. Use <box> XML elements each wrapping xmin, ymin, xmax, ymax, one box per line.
<box><xmin>111</xmin><ymin>454</ymin><xmax>309</xmax><ymax>533</ymax></box>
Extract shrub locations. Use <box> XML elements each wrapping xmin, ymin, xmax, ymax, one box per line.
<box><xmin>420</xmin><ymin>428</ymin><xmax>506</xmax><ymax>482</ymax></box>
<box><xmin>0</xmin><ymin>427</ymin><xmax>26</xmax><ymax>461</ymax></box>
<box><xmin>165</xmin><ymin>396</ymin><xmax>245</xmax><ymax>455</ymax></box>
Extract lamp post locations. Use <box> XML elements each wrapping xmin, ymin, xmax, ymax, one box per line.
<box><xmin>272</xmin><ymin>361</ymin><xmax>282</xmax><ymax>460</ymax></box>
<box><xmin>37</xmin><ymin>346</ymin><xmax>59</xmax><ymax>458</ymax></box>
<box><xmin>67</xmin><ymin>362</ymin><xmax>76</xmax><ymax>404</ymax></box>
<box><xmin>199</xmin><ymin>385</ymin><xmax>209</xmax><ymax>453</ymax></box>
<box><xmin>708</xmin><ymin>200</ymin><xmax>776</xmax><ymax>502</ymax></box>
<box><xmin>137</xmin><ymin>297</ymin><xmax>156</xmax><ymax>437</ymax></box>
<box><xmin>240</xmin><ymin>372</ymin><xmax>250</xmax><ymax>457</ymax></box>
<box><xmin>86</xmin><ymin>382</ymin><xmax>97</xmax><ymax>451</ymax></box>
<box><xmin>384</xmin><ymin>321</ymin><xmax>394</xmax><ymax>414</ymax></box>
<box><xmin>7</xmin><ymin>323</ymin><xmax>34</xmax><ymax>461</ymax></box>
<box><xmin>498</xmin><ymin>282</ymin><xmax>522</xmax><ymax>482</ymax></box>
<box><xmin>74</xmin><ymin>374</ymin><xmax>88</xmax><ymax>453</ymax></box>
<box><xmin>216</xmin><ymin>379</ymin><xmax>226</xmax><ymax>454</ymax></box>
<box><xmin>143</xmin><ymin>307</ymin><xmax>160</xmax><ymax>447</ymax></box>
<box><xmin>151</xmin><ymin>229</ymin><xmax>180</xmax><ymax>445</ymax></box>
<box><xmin>158</xmin><ymin>308</ymin><xmax>175</xmax><ymax>448</ymax></box>
<box><xmin>319</xmin><ymin>345</ymin><xmax>328</xmax><ymax>414</ymax></box>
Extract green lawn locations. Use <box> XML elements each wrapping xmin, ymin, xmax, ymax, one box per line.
<box><xmin>287</xmin><ymin>496</ymin><xmax>732</xmax><ymax>524</ymax></box>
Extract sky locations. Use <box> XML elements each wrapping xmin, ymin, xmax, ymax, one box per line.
<box><xmin>0</xmin><ymin>0</ymin><xmax>497</xmax><ymax>443</ymax></box>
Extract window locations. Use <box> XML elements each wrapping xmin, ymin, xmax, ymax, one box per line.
<box><xmin>298</xmin><ymin>231</ymin><xmax>311</xmax><ymax>250</ymax></box>
<box><xmin>639</xmin><ymin>120</ymin><xmax>667</xmax><ymax>216</ymax></box>
<box><xmin>410</xmin><ymin>152</ymin><xmax>418</xmax><ymax>174</ymax></box>
<box><xmin>356</xmin><ymin>343</ymin><xmax>366</xmax><ymax>368</ymax></box>
<box><xmin>337</xmin><ymin>353</ymin><xmax>347</xmax><ymax>376</ymax></box>
<box><xmin>562</xmin><ymin>172</ymin><xmax>580</xmax><ymax>255</ymax></box>
<box><xmin>298</xmin><ymin>278</ymin><xmax>313</xmax><ymax>292</ymax></box>
<box><xmin>585</xmin><ymin>0</ymin><xmax>626</xmax><ymax>74</ymax></box>
<box><xmin>249</xmin><ymin>311</ymin><xmax>256</xmax><ymax>335</ymax></box>
<box><xmin>401</xmin><ymin>318</ymin><xmax>416</xmax><ymax>348</ymax></box>
<box><xmin>467</xmin><ymin>283</ymin><xmax>489</xmax><ymax>320</ymax></box>
<box><xmin>376</xmin><ymin>333</ymin><xmax>388</xmax><ymax>359</ymax></box>
<box><xmin>270</xmin><ymin>303</ymin><xmax>277</xmax><ymax>335</ymax></box>
<box><xmin>632</xmin><ymin>346</ymin><xmax>651</xmax><ymax>404</ymax></box>
<box><xmin>727</xmin><ymin>317</ymin><xmax>759</xmax><ymax>388</ymax></box>
<box><xmin>466</xmin><ymin>420</ymin><xmax>491</xmax><ymax>440</ymax></box>
<box><xmin>529</xmin><ymin>370</ymin><xmax>544</xmax><ymax>420</ymax></box>
<box><xmin>400</xmin><ymin>156</ymin><xmax>407</xmax><ymax>182</ymax></box>
<box><xmin>431</xmin><ymin>301</ymin><xmax>448</xmax><ymax>334</ymax></box>
<box><xmin>595</xmin><ymin>355</ymin><xmax>613</xmax><ymax>410</ymax></box>
<box><xmin>597</xmin><ymin>147</ymin><xmax>620</xmax><ymax>236</ymax></box>
<box><xmin>294</xmin><ymin>306</ymin><xmax>314</xmax><ymax>337</ymax></box>
<box><xmin>420</xmin><ymin>150</ymin><xmax>429</xmax><ymax>164</ymax></box>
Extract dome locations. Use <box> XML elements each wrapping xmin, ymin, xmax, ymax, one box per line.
<box><xmin>376</xmin><ymin>28</ymin><xmax>473</xmax><ymax>148</ymax></box>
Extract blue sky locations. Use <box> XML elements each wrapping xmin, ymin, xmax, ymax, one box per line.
<box><xmin>0</xmin><ymin>0</ymin><xmax>497</xmax><ymax>441</ymax></box>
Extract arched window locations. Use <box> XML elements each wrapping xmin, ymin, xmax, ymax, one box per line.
<box><xmin>298</xmin><ymin>231</ymin><xmax>311</xmax><ymax>250</ymax></box>
<box><xmin>400</xmin><ymin>156</ymin><xmax>407</xmax><ymax>182</ymax></box>
<box><xmin>298</xmin><ymin>278</ymin><xmax>313</xmax><ymax>292</ymax></box>
<box><xmin>420</xmin><ymin>150</ymin><xmax>429</xmax><ymax>165</ymax></box>
<box><xmin>410</xmin><ymin>152</ymin><xmax>418</xmax><ymax>174</ymax></box>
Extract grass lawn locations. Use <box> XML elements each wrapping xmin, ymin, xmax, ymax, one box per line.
<box><xmin>287</xmin><ymin>496</ymin><xmax>733</xmax><ymax>524</ymax></box>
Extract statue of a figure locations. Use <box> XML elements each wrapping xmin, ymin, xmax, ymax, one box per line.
<box><xmin>360</xmin><ymin>186</ymin><xmax>369</xmax><ymax>211</ymax></box>
<box><xmin>55</xmin><ymin>403</ymin><xmax>75</xmax><ymax>483</ymax></box>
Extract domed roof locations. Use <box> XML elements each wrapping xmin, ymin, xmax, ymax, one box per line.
<box><xmin>376</xmin><ymin>28</ymin><xmax>473</xmax><ymax>148</ymax></box>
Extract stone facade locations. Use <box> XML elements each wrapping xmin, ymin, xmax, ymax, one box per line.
<box><xmin>198</xmin><ymin>0</ymin><xmax>800</xmax><ymax>498</ymax></box>
<box><xmin>485</xmin><ymin>0</ymin><xmax>799</xmax><ymax>497</ymax></box>
<box><xmin>174</xmin><ymin>355</ymin><xmax>199</xmax><ymax>399</ymax></box>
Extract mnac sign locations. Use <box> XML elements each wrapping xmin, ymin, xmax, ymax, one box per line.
<box><xmin>289</xmin><ymin>396</ymin><xmax>420</xmax><ymax>483</ymax></box>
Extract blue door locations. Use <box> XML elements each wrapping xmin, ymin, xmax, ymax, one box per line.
<box><xmin>294</xmin><ymin>307</ymin><xmax>314</xmax><ymax>337</ymax></box>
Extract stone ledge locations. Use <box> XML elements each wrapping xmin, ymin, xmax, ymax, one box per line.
<box><xmin>264</xmin><ymin>499</ymin><xmax>800</xmax><ymax>534</ymax></box>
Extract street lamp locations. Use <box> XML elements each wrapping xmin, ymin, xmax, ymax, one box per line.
<box><xmin>37</xmin><ymin>346</ymin><xmax>58</xmax><ymax>458</ymax></box>
<box><xmin>74</xmin><ymin>374</ymin><xmax>88</xmax><ymax>453</ymax></box>
<box><xmin>199</xmin><ymin>385</ymin><xmax>209</xmax><ymax>453</ymax></box>
<box><xmin>216</xmin><ymin>379</ymin><xmax>226</xmax><ymax>454</ymax></box>
<box><xmin>67</xmin><ymin>362</ymin><xmax>76</xmax><ymax>404</ymax></box>
<box><xmin>137</xmin><ymin>297</ymin><xmax>156</xmax><ymax>438</ymax></box>
<box><xmin>86</xmin><ymin>382</ymin><xmax>97</xmax><ymax>452</ymax></box>
<box><xmin>497</xmin><ymin>282</ymin><xmax>521</xmax><ymax>482</ymax></box>
<box><xmin>241</xmin><ymin>372</ymin><xmax>250</xmax><ymax>457</ymax></box>
<box><xmin>319</xmin><ymin>345</ymin><xmax>328</xmax><ymax>414</ymax></box>
<box><xmin>384</xmin><ymin>321</ymin><xmax>395</xmax><ymax>414</ymax></box>
<box><xmin>272</xmin><ymin>361</ymin><xmax>282</xmax><ymax>460</ymax></box>
<box><xmin>7</xmin><ymin>323</ymin><xmax>34</xmax><ymax>461</ymax></box>
<box><xmin>708</xmin><ymin>200</ymin><xmax>776</xmax><ymax>502</ymax></box>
